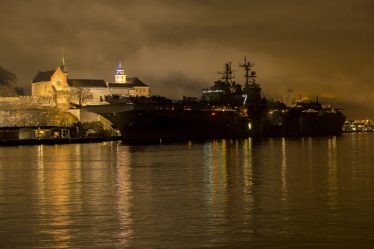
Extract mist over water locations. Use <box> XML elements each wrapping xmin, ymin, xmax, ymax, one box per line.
<box><xmin>1</xmin><ymin>134</ymin><xmax>374</xmax><ymax>248</ymax></box>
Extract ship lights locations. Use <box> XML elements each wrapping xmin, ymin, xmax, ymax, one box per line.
<box><xmin>248</xmin><ymin>122</ymin><xmax>252</xmax><ymax>130</ymax></box>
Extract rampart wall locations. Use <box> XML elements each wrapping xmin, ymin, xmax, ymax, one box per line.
<box><xmin>0</xmin><ymin>96</ymin><xmax>55</xmax><ymax>110</ymax></box>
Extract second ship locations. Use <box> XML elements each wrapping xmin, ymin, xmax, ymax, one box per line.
<box><xmin>88</xmin><ymin>57</ymin><xmax>346</xmax><ymax>142</ymax></box>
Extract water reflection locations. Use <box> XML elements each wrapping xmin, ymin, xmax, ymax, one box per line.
<box><xmin>204</xmin><ymin>139</ymin><xmax>254</xmax><ymax>197</ymax></box>
<box><xmin>2</xmin><ymin>135</ymin><xmax>374</xmax><ymax>248</ymax></box>
<box><xmin>242</xmin><ymin>138</ymin><xmax>253</xmax><ymax>194</ymax></box>
<box><xmin>114</xmin><ymin>143</ymin><xmax>133</xmax><ymax>247</ymax></box>
<box><xmin>203</xmin><ymin>139</ymin><xmax>255</xmax><ymax>240</ymax></box>
<box><xmin>327</xmin><ymin>136</ymin><xmax>338</xmax><ymax>209</ymax></box>
<box><xmin>205</xmin><ymin>140</ymin><xmax>228</xmax><ymax>197</ymax></box>
<box><xmin>281</xmin><ymin>137</ymin><xmax>288</xmax><ymax>202</ymax></box>
<box><xmin>34</xmin><ymin>146</ymin><xmax>72</xmax><ymax>248</ymax></box>
<box><xmin>25</xmin><ymin>143</ymin><xmax>135</xmax><ymax>248</ymax></box>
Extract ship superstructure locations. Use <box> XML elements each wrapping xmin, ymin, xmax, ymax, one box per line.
<box><xmin>202</xmin><ymin>57</ymin><xmax>345</xmax><ymax>137</ymax></box>
<box><xmin>86</xmin><ymin>56</ymin><xmax>345</xmax><ymax>142</ymax></box>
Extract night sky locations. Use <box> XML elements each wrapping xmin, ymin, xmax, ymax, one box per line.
<box><xmin>1</xmin><ymin>0</ymin><xmax>373</xmax><ymax>117</ymax></box>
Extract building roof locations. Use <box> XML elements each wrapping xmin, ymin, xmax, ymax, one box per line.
<box><xmin>116</xmin><ymin>61</ymin><xmax>124</xmax><ymax>70</ymax></box>
<box><xmin>109</xmin><ymin>77</ymin><xmax>148</xmax><ymax>88</ymax></box>
<box><xmin>68</xmin><ymin>79</ymin><xmax>107</xmax><ymax>88</ymax></box>
<box><xmin>32</xmin><ymin>70</ymin><xmax>55</xmax><ymax>83</ymax></box>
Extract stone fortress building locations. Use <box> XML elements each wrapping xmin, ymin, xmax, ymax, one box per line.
<box><xmin>0</xmin><ymin>58</ymin><xmax>150</xmax><ymax>130</ymax></box>
<box><xmin>31</xmin><ymin>58</ymin><xmax>150</xmax><ymax>109</ymax></box>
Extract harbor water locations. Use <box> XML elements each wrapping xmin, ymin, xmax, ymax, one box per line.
<box><xmin>1</xmin><ymin>133</ymin><xmax>374</xmax><ymax>248</ymax></box>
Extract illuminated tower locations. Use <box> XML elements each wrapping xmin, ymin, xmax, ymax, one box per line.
<box><xmin>115</xmin><ymin>61</ymin><xmax>127</xmax><ymax>83</ymax></box>
<box><xmin>60</xmin><ymin>55</ymin><xmax>68</xmax><ymax>76</ymax></box>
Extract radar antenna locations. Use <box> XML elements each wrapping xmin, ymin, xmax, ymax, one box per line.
<box><xmin>218</xmin><ymin>60</ymin><xmax>235</xmax><ymax>84</ymax></box>
<box><xmin>249</xmin><ymin>70</ymin><xmax>257</xmax><ymax>85</ymax></box>
<box><xmin>239</xmin><ymin>55</ymin><xmax>254</xmax><ymax>87</ymax></box>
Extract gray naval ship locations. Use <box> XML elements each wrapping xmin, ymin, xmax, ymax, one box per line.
<box><xmin>86</xmin><ymin>57</ymin><xmax>345</xmax><ymax>142</ymax></box>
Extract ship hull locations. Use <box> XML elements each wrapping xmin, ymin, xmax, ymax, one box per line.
<box><xmin>101</xmin><ymin>109</ymin><xmax>251</xmax><ymax>142</ymax></box>
<box><xmin>296</xmin><ymin>112</ymin><xmax>345</xmax><ymax>136</ymax></box>
<box><xmin>257</xmin><ymin>110</ymin><xmax>345</xmax><ymax>137</ymax></box>
<box><xmin>87</xmin><ymin>103</ymin><xmax>345</xmax><ymax>142</ymax></box>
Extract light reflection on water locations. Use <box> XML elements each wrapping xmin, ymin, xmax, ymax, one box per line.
<box><xmin>1</xmin><ymin>135</ymin><xmax>374</xmax><ymax>248</ymax></box>
<box><xmin>114</xmin><ymin>145</ymin><xmax>133</xmax><ymax>247</ymax></box>
<box><xmin>327</xmin><ymin>136</ymin><xmax>338</xmax><ymax>209</ymax></box>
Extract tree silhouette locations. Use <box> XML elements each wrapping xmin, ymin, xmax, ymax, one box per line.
<box><xmin>71</xmin><ymin>87</ymin><xmax>93</xmax><ymax>107</ymax></box>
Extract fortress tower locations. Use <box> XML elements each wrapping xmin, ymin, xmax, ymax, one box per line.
<box><xmin>114</xmin><ymin>61</ymin><xmax>127</xmax><ymax>83</ymax></box>
<box><xmin>60</xmin><ymin>55</ymin><xmax>68</xmax><ymax>76</ymax></box>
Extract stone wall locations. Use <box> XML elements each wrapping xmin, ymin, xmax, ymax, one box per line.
<box><xmin>68</xmin><ymin>109</ymin><xmax>113</xmax><ymax>131</ymax></box>
<box><xmin>0</xmin><ymin>96</ymin><xmax>55</xmax><ymax>110</ymax></box>
<box><xmin>31</xmin><ymin>81</ymin><xmax>53</xmax><ymax>97</ymax></box>
<box><xmin>0</xmin><ymin>108</ymin><xmax>77</xmax><ymax>127</ymax></box>
<box><xmin>0</xmin><ymin>96</ymin><xmax>78</xmax><ymax>127</ymax></box>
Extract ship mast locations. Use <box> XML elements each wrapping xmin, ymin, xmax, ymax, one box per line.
<box><xmin>239</xmin><ymin>55</ymin><xmax>254</xmax><ymax>87</ymax></box>
<box><xmin>218</xmin><ymin>60</ymin><xmax>235</xmax><ymax>84</ymax></box>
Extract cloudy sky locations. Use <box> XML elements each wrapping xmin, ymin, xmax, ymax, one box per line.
<box><xmin>1</xmin><ymin>0</ymin><xmax>373</xmax><ymax>111</ymax></box>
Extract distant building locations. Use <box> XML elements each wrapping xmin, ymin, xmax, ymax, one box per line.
<box><xmin>31</xmin><ymin>63</ymin><xmax>70</xmax><ymax>109</ymax></box>
<box><xmin>108</xmin><ymin>62</ymin><xmax>150</xmax><ymax>97</ymax></box>
<box><xmin>31</xmin><ymin>59</ymin><xmax>150</xmax><ymax>109</ymax></box>
<box><xmin>68</xmin><ymin>79</ymin><xmax>108</xmax><ymax>103</ymax></box>
<box><xmin>108</xmin><ymin>77</ymin><xmax>150</xmax><ymax>97</ymax></box>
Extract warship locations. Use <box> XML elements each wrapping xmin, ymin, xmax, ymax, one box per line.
<box><xmin>98</xmin><ymin>95</ymin><xmax>251</xmax><ymax>142</ymax></box>
<box><xmin>201</xmin><ymin>57</ymin><xmax>345</xmax><ymax>137</ymax></box>
<box><xmin>88</xmin><ymin>57</ymin><xmax>345</xmax><ymax>142</ymax></box>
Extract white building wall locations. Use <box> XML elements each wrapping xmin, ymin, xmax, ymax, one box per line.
<box><xmin>130</xmin><ymin>87</ymin><xmax>150</xmax><ymax>97</ymax></box>
<box><xmin>69</xmin><ymin>87</ymin><xmax>109</xmax><ymax>105</ymax></box>
<box><xmin>115</xmin><ymin>75</ymin><xmax>126</xmax><ymax>83</ymax></box>
<box><xmin>108</xmin><ymin>87</ymin><xmax>130</xmax><ymax>96</ymax></box>
<box><xmin>88</xmin><ymin>87</ymin><xmax>109</xmax><ymax>103</ymax></box>
<box><xmin>31</xmin><ymin>82</ymin><xmax>53</xmax><ymax>97</ymax></box>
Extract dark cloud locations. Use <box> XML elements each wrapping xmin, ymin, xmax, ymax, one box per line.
<box><xmin>147</xmin><ymin>72</ymin><xmax>207</xmax><ymax>99</ymax></box>
<box><xmin>0</xmin><ymin>0</ymin><xmax>373</xmax><ymax>118</ymax></box>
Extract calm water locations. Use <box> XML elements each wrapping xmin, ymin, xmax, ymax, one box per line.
<box><xmin>1</xmin><ymin>133</ymin><xmax>374</xmax><ymax>248</ymax></box>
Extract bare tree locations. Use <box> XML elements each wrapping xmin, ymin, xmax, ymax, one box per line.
<box><xmin>71</xmin><ymin>87</ymin><xmax>93</xmax><ymax>107</ymax></box>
